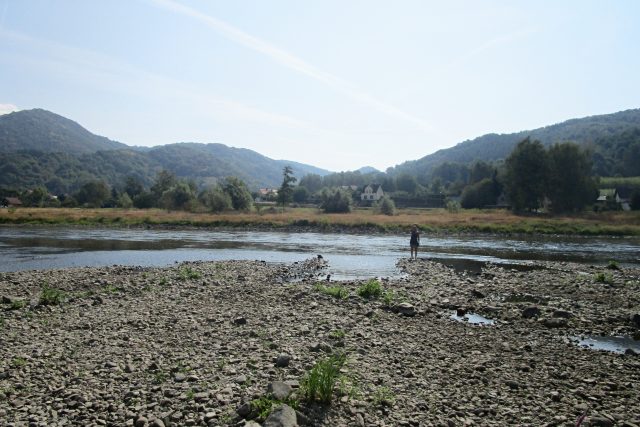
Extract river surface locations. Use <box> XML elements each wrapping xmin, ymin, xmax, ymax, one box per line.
<box><xmin>0</xmin><ymin>227</ymin><xmax>639</xmax><ymax>280</ymax></box>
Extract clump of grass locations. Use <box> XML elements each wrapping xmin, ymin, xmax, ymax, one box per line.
<box><xmin>329</xmin><ymin>329</ymin><xmax>346</xmax><ymax>339</ymax></box>
<box><xmin>251</xmin><ymin>395</ymin><xmax>300</xmax><ymax>421</ymax></box>
<box><xmin>357</xmin><ymin>279</ymin><xmax>383</xmax><ymax>299</ymax></box>
<box><xmin>314</xmin><ymin>283</ymin><xmax>349</xmax><ymax>299</ymax></box>
<box><xmin>300</xmin><ymin>352</ymin><xmax>347</xmax><ymax>404</ymax></box>
<box><xmin>594</xmin><ymin>272</ymin><xmax>614</xmax><ymax>284</ymax></box>
<box><xmin>382</xmin><ymin>289</ymin><xmax>406</xmax><ymax>307</ymax></box>
<box><xmin>12</xmin><ymin>357</ymin><xmax>27</xmax><ymax>368</ymax></box>
<box><xmin>9</xmin><ymin>299</ymin><xmax>27</xmax><ymax>310</ymax></box>
<box><xmin>372</xmin><ymin>386</ymin><xmax>395</xmax><ymax>407</ymax></box>
<box><xmin>39</xmin><ymin>284</ymin><xmax>66</xmax><ymax>306</ymax></box>
<box><xmin>606</xmin><ymin>260</ymin><xmax>620</xmax><ymax>270</ymax></box>
<box><xmin>152</xmin><ymin>371</ymin><xmax>167</xmax><ymax>384</ymax></box>
<box><xmin>178</xmin><ymin>267</ymin><xmax>202</xmax><ymax>281</ymax></box>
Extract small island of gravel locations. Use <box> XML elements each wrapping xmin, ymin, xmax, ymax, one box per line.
<box><xmin>1</xmin><ymin>257</ymin><xmax>639</xmax><ymax>426</ymax></box>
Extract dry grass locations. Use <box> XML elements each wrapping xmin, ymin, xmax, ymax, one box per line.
<box><xmin>1</xmin><ymin>207</ymin><xmax>639</xmax><ymax>235</ymax></box>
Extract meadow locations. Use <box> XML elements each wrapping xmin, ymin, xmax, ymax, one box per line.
<box><xmin>1</xmin><ymin>206</ymin><xmax>639</xmax><ymax>236</ymax></box>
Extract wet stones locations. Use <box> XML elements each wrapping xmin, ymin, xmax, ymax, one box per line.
<box><xmin>522</xmin><ymin>306</ymin><xmax>541</xmax><ymax>319</ymax></box>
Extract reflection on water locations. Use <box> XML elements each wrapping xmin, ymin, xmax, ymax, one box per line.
<box><xmin>0</xmin><ymin>227</ymin><xmax>639</xmax><ymax>280</ymax></box>
<box><xmin>569</xmin><ymin>335</ymin><xmax>640</xmax><ymax>354</ymax></box>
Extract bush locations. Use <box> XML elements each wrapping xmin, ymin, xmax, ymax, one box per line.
<box><xmin>320</xmin><ymin>188</ymin><xmax>352</xmax><ymax>213</ymax></box>
<box><xmin>314</xmin><ymin>283</ymin><xmax>349</xmax><ymax>299</ymax></box>
<box><xmin>39</xmin><ymin>284</ymin><xmax>66</xmax><ymax>306</ymax></box>
<box><xmin>357</xmin><ymin>279</ymin><xmax>383</xmax><ymax>299</ymax></box>
<box><xmin>375</xmin><ymin>195</ymin><xmax>396</xmax><ymax>215</ymax></box>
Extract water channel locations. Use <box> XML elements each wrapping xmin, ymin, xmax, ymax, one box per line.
<box><xmin>1</xmin><ymin>226</ymin><xmax>639</xmax><ymax>280</ymax></box>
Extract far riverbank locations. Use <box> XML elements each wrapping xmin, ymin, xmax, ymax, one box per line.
<box><xmin>1</xmin><ymin>207</ymin><xmax>640</xmax><ymax>236</ymax></box>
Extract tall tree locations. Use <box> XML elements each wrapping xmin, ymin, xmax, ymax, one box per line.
<box><xmin>277</xmin><ymin>165</ymin><xmax>297</xmax><ymax>211</ymax></box>
<box><xmin>505</xmin><ymin>138</ymin><xmax>548</xmax><ymax>212</ymax></box>
<box><xmin>547</xmin><ymin>142</ymin><xmax>597</xmax><ymax>213</ymax></box>
<box><xmin>222</xmin><ymin>176</ymin><xmax>253</xmax><ymax>211</ymax></box>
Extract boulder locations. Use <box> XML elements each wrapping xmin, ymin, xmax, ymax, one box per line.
<box><xmin>522</xmin><ymin>306</ymin><xmax>541</xmax><ymax>319</ymax></box>
<box><xmin>263</xmin><ymin>404</ymin><xmax>297</xmax><ymax>427</ymax></box>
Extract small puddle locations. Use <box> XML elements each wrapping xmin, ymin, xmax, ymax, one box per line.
<box><xmin>569</xmin><ymin>335</ymin><xmax>640</xmax><ymax>354</ymax></box>
<box><xmin>450</xmin><ymin>311</ymin><xmax>496</xmax><ymax>326</ymax></box>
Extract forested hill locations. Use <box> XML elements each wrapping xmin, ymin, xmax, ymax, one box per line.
<box><xmin>0</xmin><ymin>109</ymin><xmax>129</xmax><ymax>153</ymax></box>
<box><xmin>0</xmin><ymin>109</ymin><xmax>330</xmax><ymax>193</ymax></box>
<box><xmin>389</xmin><ymin>108</ymin><xmax>640</xmax><ymax>177</ymax></box>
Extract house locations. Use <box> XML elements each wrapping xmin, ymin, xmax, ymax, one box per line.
<box><xmin>1</xmin><ymin>197</ymin><xmax>23</xmax><ymax>208</ymax></box>
<box><xmin>361</xmin><ymin>184</ymin><xmax>384</xmax><ymax>202</ymax></box>
<box><xmin>615</xmin><ymin>188</ymin><xmax>632</xmax><ymax>211</ymax></box>
<box><xmin>596</xmin><ymin>188</ymin><xmax>631</xmax><ymax>211</ymax></box>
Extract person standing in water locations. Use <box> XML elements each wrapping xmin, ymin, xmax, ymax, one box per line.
<box><xmin>410</xmin><ymin>225</ymin><xmax>420</xmax><ymax>259</ymax></box>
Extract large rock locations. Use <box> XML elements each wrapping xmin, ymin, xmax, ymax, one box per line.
<box><xmin>392</xmin><ymin>302</ymin><xmax>417</xmax><ymax>317</ymax></box>
<box><xmin>268</xmin><ymin>381</ymin><xmax>293</xmax><ymax>400</ymax></box>
<box><xmin>522</xmin><ymin>306</ymin><xmax>541</xmax><ymax>319</ymax></box>
<box><xmin>263</xmin><ymin>404</ymin><xmax>297</xmax><ymax>427</ymax></box>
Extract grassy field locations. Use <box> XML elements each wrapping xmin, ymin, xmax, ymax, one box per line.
<box><xmin>1</xmin><ymin>206</ymin><xmax>640</xmax><ymax>236</ymax></box>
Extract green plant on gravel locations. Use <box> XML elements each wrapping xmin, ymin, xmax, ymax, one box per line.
<box><xmin>152</xmin><ymin>371</ymin><xmax>167</xmax><ymax>384</ymax></box>
<box><xmin>300</xmin><ymin>352</ymin><xmax>347</xmax><ymax>404</ymax></box>
<box><xmin>606</xmin><ymin>260</ymin><xmax>620</xmax><ymax>270</ymax></box>
<box><xmin>382</xmin><ymin>289</ymin><xmax>407</xmax><ymax>307</ymax></box>
<box><xmin>314</xmin><ymin>283</ymin><xmax>349</xmax><ymax>299</ymax></box>
<box><xmin>12</xmin><ymin>357</ymin><xmax>27</xmax><ymax>368</ymax></box>
<box><xmin>594</xmin><ymin>272</ymin><xmax>614</xmax><ymax>284</ymax></box>
<box><xmin>178</xmin><ymin>267</ymin><xmax>202</xmax><ymax>281</ymax></box>
<box><xmin>39</xmin><ymin>283</ymin><xmax>67</xmax><ymax>306</ymax></box>
<box><xmin>9</xmin><ymin>299</ymin><xmax>27</xmax><ymax>310</ymax></box>
<box><xmin>186</xmin><ymin>389</ymin><xmax>195</xmax><ymax>400</ymax></box>
<box><xmin>329</xmin><ymin>329</ymin><xmax>346</xmax><ymax>339</ymax></box>
<box><xmin>357</xmin><ymin>279</ymin><xmax>383</xmax><ymax>299</ymax></box>
<box><xmin>372</xmin><ymin>386</ymin><xmax>395</xmax><ymax>407</ymax></box>
<box><xmin>158</xmin><ymin>277</ymin><xmax>168</xmax><ymax>286</ymax></box>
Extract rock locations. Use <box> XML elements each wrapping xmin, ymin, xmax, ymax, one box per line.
<box><xmin>233</xmin><ymin>317</ymin><xmax>247</xmax><ymax>325</ymax></box>
<box><xmin>393</xmin><ymin>302</ymin><xmax>417</xmax><ymax>317</ymax></box>
<box><xmin>542</xmin><ymin>318</ymin><xmax>568</xmax><ymax>328</ymax></box>
<box><xmin>355</xmin><ymin>413</ymin><xmax>365</xmax><ymax>427</ymax></box>
<box><xmin>135</xmin><ymin>416</ymin><xmax>148</xmax><ymax>427</ymax></box>
<box><xmin>236</xmin><ymin>402</ymin><xmax>252</xmax><ymax>418</ymax></box>
<box><xmin>275</xmin><ymin>354</ymin><xmax>291</xmax><ymax>367</ymax></box>
<box><xmin>173</xmin><ymin>373</ymin><xmax>186</xmax><ymax>382</ymax></box>
<box><xmin>263</xmin><ymin>404</ymin><xmax>297</xmax><ymax>427</ymax></box>
<box><xmin>552</xmin><ymin>309</ymin><xmax>573</xmax><ymax>318</ymax></box>
<box><xmin>522</xmin><ymin>306</ymin><xmax>541</xmax><ymax>319</ymax></box>
<box><xmin>150</xmin><ymin>420</ymin><xmax>165</xmax><ymax>427</ymax></box>
<box><xmin>588</xmin><ymin>416</ymin><xmax>614</xmax><ymax>427</ymax></box>
<box><xmin>309</xmin><ymin>342</ymin><xmax>332</xmax><ymax>353</ymax></box>
<box><xmin>631</xmin><ymin>313</ymin><xmax>640</xmax><ymax>328</ymax></box>
<box><xmin>268</xmin><ymin>381</ymin><xmax>293</xmax><ymax>400</ymax></box>
<box><xmin>456</xmin><ymin>307</ymin><xmax>467</xmax><ymax>317</ymax></box>
<box><xmin>470</xmin><ymin>290</ymin><xmax>485</xmax><ymax>298</ymax></box>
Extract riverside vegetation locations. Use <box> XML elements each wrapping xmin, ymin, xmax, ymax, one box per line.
<box><xmin>1</xmin><ymin>207</ymin><xmax>640</xmax><ymax>236</ymax></box>
<box><xmin>1</xmin><ymin>256</ymin><xmax>639</xmax><ymax>426</ymax></box>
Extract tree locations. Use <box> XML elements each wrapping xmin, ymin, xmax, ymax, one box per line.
<box><xmin>151</xmin><ymin>170</ymin><xmax>177</xmax><ymax>202</ymax></box>
<box><xmin>160</xmin><ymin>181</ymin><xmax>196</xmax><ymax>211</ymax></box>
<box><xmin>396</xmin><ymin>174</ymin><xmax>419</xmax><ymax>194</ymax></box>
<box><xmin>375</xmin><ymin>195</ymin><xmax>396</xmax><ymax>215</ymax></box>
<box><xmin>124</xmin><ymin>176</ymin><xmax>145</xmax><ymax>198</ymax></box>
<box><xmin>75</xmin><ymin>180</ymin><xmax>110</xmax><ymax>208</ymax></box>
<box><xmin>547</xmin><ymin>142</ymin><xmax>597</xmax><ymax>213</ymax></box>
<box><xmin>469</xmin><ymin>161</ymin><xmax>494</xmax><ymax>184</ymax></box>
<box><xmin>277</xmin><ymin>166</ymin><xmax>297</xmax><ymax>211</ymax></box>
<box><xmin>117</xmin><ymin>192</ymin><xmax>133</xmax><ymax>209</ymax></box>
<box><xmin>299</xmin><ymin>174</ymin><xmax>323</xmax><ymax>194</ymax></box>
<box><xmin>505</xmin><ymin>138</ymin><xmax>548</xmax><ymax>212</ymax></box>
<box><xmin>461</xmin><ymin>178</ymin><xmax>499</xmax><ymax>209</ymax></box>
<box><xmin>292</xmin><ymin>186</ymin><xmax>310</xmax><ymax>203</ymax></box>
<box><xmin>320</xmin><ymin>188</ymin><xmax>352</xmax><ymax>213</ymax></box>
<box><xmin>222</xmin><ymin>177</ymin><xmax>253</xmax><ymax>211</ymax></box>
<box><xmin>21</xmin><ymin>186</ymin><xmax>49</xmax><ymax>207</ymax></box>
<box><xmin>199</xmin><ymin>185</ymin><xmax>232</xmax><ymax>213</ymax></box>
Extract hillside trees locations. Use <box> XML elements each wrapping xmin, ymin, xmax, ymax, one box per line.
<box><xmin>222</xmin><ymin>177</ymin><xmax>253</xmax><ymax>211</ymax></box>
<box><xmin>75</xmin><ymin>180</ymin><xmax>111</xmax><ymax>208</ymax></box>
<box><xmin>505</xmin><ymin>138</ymin><xmax>549</xmax><ymax>212</ymax></box>
<box><xmin>547</xmin><ymin>143</ymin><xmax>597</xmax><ymax>213</ymax></box>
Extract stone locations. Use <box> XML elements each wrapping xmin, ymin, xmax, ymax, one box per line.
<box><xmin>236</xmin><ymin>402</ymin><xmax>252</xmax><ymax>418</ymax></box>
<box><xmin>393</xmin><ymin>302</ymin><xmax>417</xmax><ymax>317</ymax></box>
<box><xmin>522</xmin><ymin>306</ymin><xmax>541</xmax><ymax>319</ymax></box>
<box><xmin>150</xmin><ymin>420</ymin><xmax>165</xmax><ymax>427</ymax></box>
<box><xmin>263</xmin><ymin>404</ymin><xmax>297</xmax><ymax>427</ymax></box>
<box><xmin>552</xmin><ymin>309</ymin><xmax>573</xmax><ymax>318</ymax></box>
<box><xmin>275</xmin><ymin>354</ymin><xmax>291</xmax><ymax>368</ymax></box>
<box><xmin>542</xmin><ymin>318</ymin><xmax>568</xmax><ymax>328</ymax></box>
<box><xmin>135</xmin><ymin>416</ymin><xmax>148</xmax><ymax>427</ymax></box>
<box><xmin>589</xmin><ymin>416</ymin><xmax>614</xmax><ymax>427</ymax></box>
<box><xmin>268</xmin><ymin>381</ymin><xmax>293</xmax><ymax>400</ymax></box>
<box><xmin>233</xmin><ymin>317</ymin><xmax>247</xmax><ymax>325</ymax></box>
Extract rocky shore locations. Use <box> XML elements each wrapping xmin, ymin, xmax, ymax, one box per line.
<box><xmin>1</xmin><ymin>256</ymin><xmax>639</xmax><ymax>426</ymax></box>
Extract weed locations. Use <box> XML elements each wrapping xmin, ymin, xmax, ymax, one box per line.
<box><xmin>252</xmin><ymin>395</ymin><xmax>277</xmax><ymax>420</ymax></box>
<box><xmin>178</xmin><ymin>267</ymin><xmax>202</xmax><ymax>281</ymax></box>
<box><xmin>606</xmin><ymin>260</ymin><xmax>620</xmax><ymax>270</ymax></box>
<box><xmin>158</xmin><ymin>277</ymin><xmax>168</xmax><ymax>286</ymax></box>
<box><xmin>186</xmin><ymin>389</ymin><xmax>195</xmax><ymax>400</ymax></box>
<box><xmin>382</xmin><ymin>289</ymin><xmax>406</xmax><ymax>306</ymax></box>
<box><xmin>372</xmin><ymin>386</ymin><xmax>395</xmax><ymax>407</ymax></box>
<box><xmin>314</xmin><ymin>283</ymin><xmax>349</xmax><ymax>299</ymax></box>
<box><xmin>152</xmin><ymin>371</ymin><xmax>167</xmax><ymax>384</ymax></box>
<box><xmin>594</xmin><ymin>272</ymin><xmax>614</xmax><ymax>284</ymax></box>
<box><xmin>338</xmin><ymin>376</ymin><xmax>361</xmax><ymax>400</ymax></box>
<box><xmin>357</xmin><ymin>279</ymin><xmax>383</xmax><ymax>299</ymax></box>
<box><xmin>9</xmin><ymin>299</ymin><xmax>27</xmax><ymax>310</ymax></box>
<box><xmin>39</xmin><ymin>283</ymin><xmax>66</xmax><ymax>306</ymax></box>
<box><xmin>104</xmin><ymin>284</ymin><xmax>119</xmax><ymax>294</ymax></box>
<box><xmin>12</xmin><ymin>357</ymin><xmax>27</xmax><ymax>368</ymax></box>
<box><xmin>300</xmin><ymin>352</ymin><xmax>347</xmax><ymax>404</ymax></box>
<box><xmin>329</xmin><ymin>329</ymin><xmax>346</xmax><ymax>339</ymax></box>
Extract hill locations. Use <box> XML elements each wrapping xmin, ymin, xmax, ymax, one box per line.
<box><xmin>0</xmin><ymin>109</ymin><xmax>128</xmax><ymax>153</ymax></box>
<box><xmin>389</xmin><ymin>108</ymin><xmax>640</xmax><ymax>177</ymax></box>
<box><xmin>0</xmin><ymin>109</ymin><xmax>330</xmax><ymax>193</ymax></box>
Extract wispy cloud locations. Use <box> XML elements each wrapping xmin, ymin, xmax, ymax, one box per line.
<box><xmin>0</xmin><ymin>103</ymin><xmax>18</xmax><ymax>115</ymax></box>
<box><xmin>145</xmin><ymin>0</ymin><xmax>434</xmax><ymax>132</ymax></box>
<box><xmin>0</xmin><ymin>28</ymin><xmax>311</xmax><ymax>130</ymax></box>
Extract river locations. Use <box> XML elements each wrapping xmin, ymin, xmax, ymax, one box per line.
<box><xmin>0</xmin><ymin>226</ymin><xmax>639</xmax><ymax>279</ymax></box>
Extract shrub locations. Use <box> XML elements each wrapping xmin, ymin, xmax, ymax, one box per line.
<box><xmin>320</xmin><ymin>188</ymin><xmax>352</xmax><ymax>213</ymax></box>
<box><xmin>178</xmin><ymin>267</ymin><xmax>202</xmax><ymax>281</ymax></box>
<box><xmin>301</xmin><ymin>353</ymin><xmax>346</xmax><ymax>404</ymax></box>
<box><xmin>446</xmin><ymin>200</ymin><xmax>460</xmax><ymax>213</ymax></box>
<box><xmin>357</xmin><ymin>279</ymin><xmax>383</xmax><ymax>299</ymax></box>
<box><xmin>314</xmin><ymin>283</ymin><xmax>349</xmax><ymax>299</ymax></box>
<box><xmin>39</xmin><ymin>284</ymin><xmax>66</xmax><ymax>306</ymax></box>
<box><xmin>594</xmin><ymin>272</ymin><xmax>614</xmax><ymax>284</ymax></box>
<box><xmin>374</xmin><ymin>196</ymin><xmax>396</xmax><ymax>216</ymax></box>
<box><xmin>606</xmin><ymin>260</ymin><xmax>620</xmax><ymax>270</ymax></box>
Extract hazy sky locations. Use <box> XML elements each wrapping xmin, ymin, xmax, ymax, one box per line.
<box><xmin>1</xmin><ymin>1</ymin><xmax>639</xmax><ymax>172</ymax></box>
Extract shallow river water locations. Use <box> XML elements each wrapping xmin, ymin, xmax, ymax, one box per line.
<box><xmin>1</xmin><ymin>227</ymin><xmax>639</xmax><ymax>280</ymax></box>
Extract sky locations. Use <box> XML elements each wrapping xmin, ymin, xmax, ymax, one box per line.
<box><xmin>1</xmin><ymin>1</ymin><xmax>639</xmax><ymax>172</ymax></box>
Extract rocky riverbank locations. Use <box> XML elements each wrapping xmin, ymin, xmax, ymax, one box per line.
<box><xmin>1</xmin><ymin>257</ymin><xmax>639</xmax><ymax>426</ymax></box>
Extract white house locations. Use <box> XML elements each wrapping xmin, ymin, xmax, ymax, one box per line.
<box><xmin>361</xmin><ymin>184</ymin><xmax>384</xmax><ymax>202</ymax></box>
